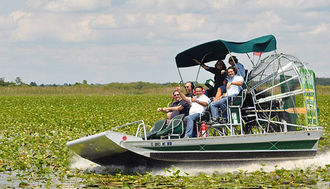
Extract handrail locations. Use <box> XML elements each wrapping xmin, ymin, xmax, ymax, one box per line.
<box><xmin>112</xmin><ymin>120</ymin><xmax>147</xmax><ymax>140</ymax></box>
<box><xmin>258</xmin><ymin>119</ymin><xmax>324</xmax><ymax>130</ymax></box>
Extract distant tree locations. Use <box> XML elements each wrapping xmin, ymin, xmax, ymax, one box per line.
<box><xmin>82</xmin><ymin>80</ymin><xmax>88</xmax><ymax>85</ymax></box>
<box><xmin>0</xmin><ymin>78</ymin><xmax>6</xmax><ymax>86</ymax></box>
<box><xmin>15</xmin><ymin>77</ymin><xmax>23</xmax><ymax>86</ymax></box>
<box><xmin>30</xmin><ymin>82</ymin><xmax>37</xmax><ymax>86</ymax></box>
<box><xmin>316</xmin><ymin>77</ymin><xmax>330</xmax><ymax>86</ymax></box>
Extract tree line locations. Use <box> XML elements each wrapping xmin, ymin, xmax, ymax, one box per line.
<box><xmin>1</xmin><ymin>77</ymin><xmax>330</xmax><ymax>87</ymax></box>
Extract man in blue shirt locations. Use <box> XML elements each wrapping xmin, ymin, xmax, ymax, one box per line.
<box><xmin>210</xmin><ymin>67</ymin><xmax>244</xmax><ymax>123</ymax></box>
<box><xmin>228</xmin><ymin>56</ymin><xmax>245</xmax><ymax>79</ymax></box>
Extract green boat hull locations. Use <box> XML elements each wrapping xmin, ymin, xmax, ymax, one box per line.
<box><xmin>67</xmin><ymin>130</ymin><xmax>323</xmax><ymax>165</ymax></box>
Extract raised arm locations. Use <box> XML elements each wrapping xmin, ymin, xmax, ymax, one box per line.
<box><xmin>226</xmin><ymin>80</ymin><xmax>243</xmax><ymax>89</ymax></box>
<box><xmin>175</xmin><ymin>86</ymin><xmax>190</xmax><ymax>103</ymax></box>
<box><xmin>193</xmin><ymin>59</ymin><xmax>209</xmax><ymax>70</ymax></box>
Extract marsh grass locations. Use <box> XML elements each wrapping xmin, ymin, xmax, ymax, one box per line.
<box><xmin>316</xmin><ymin>85</ymin><xmax>330</xmax><ymax>95</ymax></box>
<box><xmin>0</xmin><ymin>85</ymin><xmax>176</xmax><ymax>96</ymax></box>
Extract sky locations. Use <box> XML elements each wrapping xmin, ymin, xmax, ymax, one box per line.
<box><xmin>0</xmin><ymin>0</ymin><xmax>329</xmax><ymax>85</ymax></box>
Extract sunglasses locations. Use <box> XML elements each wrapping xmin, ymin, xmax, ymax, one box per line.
<box><xmin>185</xmin><ymin>86</ymin><xmax>189</xmax><ymax>88</ymax></box>
<box><xmin>174</xmin><ymin>94</ymin><xmax>180</xmax><ymax>96</ymax></box>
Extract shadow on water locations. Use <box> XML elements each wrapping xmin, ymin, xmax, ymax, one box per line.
<box><xmin>70</xmin><ymin>150</ymin><xmax>330</xmax><ymax>176</ymax></box>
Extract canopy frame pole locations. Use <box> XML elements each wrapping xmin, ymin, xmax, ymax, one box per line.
<box><xmin>256</xmin><ymin>55</ymin><xmax>261</xmax><ymax>65</ymax></box>
<box><xmin>246</xmin><ymin>53</ymin><xmax>255</xmax><ymax>67</ymax></box>
<box><xmin>177</xmin><ymin>67</ymin><xmax>184</xmax><ymax>85</ymax></box>
<box><xmin>195</xmin><ymin>65</ymin><xmax>202</xmax><ymax>83</ymax></box>
<box><xmin>195</xmin><ymin>53</ymin><xmax>209</xmax><ymax>83</ymax></box>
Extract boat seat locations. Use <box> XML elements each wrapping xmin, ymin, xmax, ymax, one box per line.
<box><xmin>197</xmin><ymin>107</ymin><xmax>211</xmax><ymax>123</ymax></box>
<box><xmin>229</xmin><ymin>90</ymin><xmax>244</xmax><ymax>107</ymax></box>
<box><xmin>206</xmin><ymin>90</ymin><xmax>245</xmax><ymax>136</ymax></box>
<box><xmin>226</xmin><ymin>90</ymin><xmax>245</xmax><ymax>135</ymax></box>
<box><xmin>142</xmin><ymin>119</ymin><xmax>167</xmax><ymax>140</ymax></box>
<box><xmin>155</xmin><ymin>114</ymin><xmax>185</xmax><ymax>139</ymax></box>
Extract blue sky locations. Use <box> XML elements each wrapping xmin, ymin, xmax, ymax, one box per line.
<box><xmin>0</xmin><ymin>0</ymin><xmax>329</xmax><ymax>84</ymax></box>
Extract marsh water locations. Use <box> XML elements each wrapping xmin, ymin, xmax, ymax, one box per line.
<box><xmin>1</xmin><ymin>151</ymin><xmax>329</xmax><ymax>188</ymax></box>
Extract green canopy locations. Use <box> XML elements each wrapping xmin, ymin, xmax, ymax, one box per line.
<box><xmin>175</xmin><ymin>35</ymin><xmax>276</xmax><ymax>68</ymax></box>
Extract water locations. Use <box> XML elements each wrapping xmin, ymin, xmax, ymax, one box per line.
<box><xmin>70</xmin><ymin>151</ymin><xmax>330</xmax><ymax>176</ymax></box>
<box><xmin>70</xmin><ymin>154</ymin><xmax>151</xmax><ymax>174</ymax></box>
<box><xmin>163</xmin><ymin>151</ymin><xmax>330</xmax><ymax>176</ymax></box>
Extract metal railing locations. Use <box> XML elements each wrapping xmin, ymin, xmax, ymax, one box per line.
<box><xmin>112</xmin><ymin>120</ymin><xmax>147</xmax><ymax>140</ymax></box>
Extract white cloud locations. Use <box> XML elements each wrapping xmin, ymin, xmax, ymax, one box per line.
<box><xmin>11</xmin><ymin>11</ymin><xmax>30</xmax><ymax>22</ymax></box>
<box><xmin>0</xmin><ymin>11</ymin><xmax>30</xmax><ymax>31</ymax></box>
<box><xmin>210</xmin><ymin>0</ymin><xmax>235</xmax><ymax>10</ymax></box>
<box><xmin>309</xmin><ymin>23</ymin><xmax>328</xmax><ymax>35</ymax></box>
<box><xmin>254</xmin><ymin>0</ymin><xmax>330</xmax><ymax>10</ymax></box>
<box><xmin>126</xmin><ymin>13</ymin><xmax>143</xmax><ymax>24</ymax></box>
<box><xmin>173</xmin><ymin>14</ymin><xmax>205</xmax><ymax>32</ymax></box>
<box><xmin>144</xmin><ymin>13</ymin><xmax>205</xmax><ymax>32</ymax></box>
<box><xmin>89</xmin><ymin>14</ymin><xmax>117</xmax><ymax>29</ymax></box>
<box><xmin>10</xmin><ymin>13</ymin><xmax>97</xmax><ymax>42</ymax></box>
<box><xmin>244</xmin><ymin>11</ymin><xmax>284</xmax><ymax>36</ymax></box>
<box><xmin>0</xmin><ymin>16</ymin><xmax>13</xmax><ymax>30</ymax></box>
<box><xmin>28</xmin><ymin>0</ymin><xmax>111</xmax><ymax>12</ymax></box>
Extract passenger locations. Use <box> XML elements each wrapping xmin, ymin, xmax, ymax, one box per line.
<box><xmin>210</xmin><ymin>67</ymin><xmax>243</xmax><ymax>123</ymax></box>
<box><xmin>157</xmin><ymin>91</ymin><xmax>191</xmax><ymax>121</ymax></box>
<box><xmin>176</xmin><ymin>85</ymin><xmax>210</xmax><ymax>138</ymax></box>
<box><xmin>214</xmin><ymin>84</ymin><xmax>227</xmax><ymax>101</ymax></box>
<box><xmin>184</xmin><ymin>81</ymin><xmax>195</xmax><ymax>97</ymax></box>
<box><xmin>193</xmin><ymin>59</ymin><xmax>227</xmax><ymax>97</ymax></box>
<box><xmin>228</xmin><ymin>56</ymin><xmax>245</xmax><ymax>79</ymax></box>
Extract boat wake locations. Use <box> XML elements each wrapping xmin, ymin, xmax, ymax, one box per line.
<box><xmin>155</xmin><ymin>150</ymin><xmax>330</xmax><ymax>176</ymax></box>
<box><xmin>69</xmin><ymin>150</ymin><xmax>330</xmax><ymax>176</ymax></box>
<box><xmin>69</xmin><ymin>154</ymin><xmax>152</xmax><ymax>174</ymax></box>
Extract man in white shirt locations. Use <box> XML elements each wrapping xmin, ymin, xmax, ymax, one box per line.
<box><xmin>176</xmin><ymin>85</ymin><xmax>210</xmax><ymax>138</ymax></box>
<box><xmin>210</xmin><ymin>67</ymin><xmax>244</xmax><ymax>123</ymax></box>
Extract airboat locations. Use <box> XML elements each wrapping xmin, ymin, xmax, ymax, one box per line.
<box><xmin>67</xmin><ymin>35</ymin><xmax>324</xmax><ymax>166</ymax></box>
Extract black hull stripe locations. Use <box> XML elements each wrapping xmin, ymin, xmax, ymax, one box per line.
<box><xmin>143</xmin><ymin>140</ymin><xmax>318</xmax><ymax>151</ymax></box>
<box><xmin>150</xmin><ymin>151</ymin><xmax>317</xmax><ymax>161</ymax></box>
<box><xmin>90</xmin><ymin>150</ymin><xmax>317</xmax><ymax>166</ymax></box>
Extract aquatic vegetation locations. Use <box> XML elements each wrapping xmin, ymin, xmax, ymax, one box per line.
<box><xmin>0</xmin><ymin>94</ymin><xmax>329</xmax><ymax>188</ymax></box>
